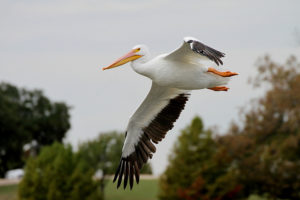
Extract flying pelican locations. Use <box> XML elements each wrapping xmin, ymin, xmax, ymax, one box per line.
<box><xmin>102</xmin><ymin>37</ymin><xmax>238</xmax><ymax>189</ymax></box>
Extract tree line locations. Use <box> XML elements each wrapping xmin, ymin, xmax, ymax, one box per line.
<box><xmin>0</xmin><ymin>82</ymin><xmax>152</xmax><ymax>200</ymax></box>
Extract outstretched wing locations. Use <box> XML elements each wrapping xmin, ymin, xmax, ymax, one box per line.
<box><xmin>113</xmin><ymin>82</ymin><xmax>190</xmax><ymax>189</ymax></box>
<box><xmin>165</xmin><ymin>36</ymin><xmax>225</xmax><ymax>66</ymax></box>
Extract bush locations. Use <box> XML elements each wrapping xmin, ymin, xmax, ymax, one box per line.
<box><xmin>18</xmin><ymin>142</ymin><xmax>102</xmax><ymax>200</ymax></box>
<box><xmin>158</xmin><ymin>117</ymin><xmax>217</xmax><ymax>200</ymax></box>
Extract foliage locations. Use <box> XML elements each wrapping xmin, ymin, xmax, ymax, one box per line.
<box><xmin>218</xmin><ymin>55</ymin><xmax>300</xmax><ymax>199</ymax></box>
<box><xmin>78</xmin><ymin>132</ymin><xmax>124</xmax><ymax>175</ymax></box>
<box><xmin>18</xmin><ymin>142</ymin><xmax>101</xmax><ymax>200</ymax></box>
<box><xmin>0</xmin><ymin>82</ymin><xmax>70</xmax><ymax>177</ymax></box>
<box><xmin>78</xmin><ymin>131</ymin><xmax>153</xmax><ymax>195</ymax></box>
<box><xmin>158</xmin><ymin>116</ymin><xmax>216</xmax><ymax>200</ymax></box>
<box><xmin>78</xmin><ymin>132</ymin><xmax>152</xmax><ymax>175</ymax></box>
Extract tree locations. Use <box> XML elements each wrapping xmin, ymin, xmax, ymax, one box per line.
<box><xmin>222</xmin><ymin>55</ymin><xmax>300</xmax><ymax>199</ymax></box>
<box><xmin>18</xmin><ymin>142</ymin><xmax>102</xmax><ymax>200</ymax></box>
<box><xmin>158</xmin><ymin>116</ymin><xmax>216</xmax><ymax>200</ymax></box>
<box><xmin>78</xmin><ymin>131</ymin><xmax>152</xmax><ymax>197</ymax></box>
<box><xmin>205</xmin><ymin>55</ymin><xmax>300</xmax><ymax>199</ymax></box>
<box><xmin>0</xmin><ymin>82</ymin><xmax>71</xmax><ymax>177</ymax></box>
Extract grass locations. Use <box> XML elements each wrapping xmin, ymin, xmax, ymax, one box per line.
<box><xmin>106</xmin><ymin>179</ymin><xmax>158</xmax><ymax>200</ymax></box>
<box><xmin>0</xmin><ymin>181</ymin><xmax>282</xmax><ymax>200</ymax></box>
<box><xmin>0</xmin><ymin>179</ymin><xmax>158</xmax><ymax>200</ymax></box>
<box><xmin>0</xmin><ymin>184</ymin><xmax>18</xmax><ymax>200</ymax></box>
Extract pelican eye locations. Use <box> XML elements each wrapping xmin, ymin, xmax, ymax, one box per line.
<box><xmin>136</xmin><ymin>48</ymin><xmax>141</xmax><ymax>51</ymax></box>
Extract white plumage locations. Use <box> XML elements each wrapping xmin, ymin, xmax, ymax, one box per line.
<box><xmin>123</xmin><ymin>83</ymin><xmax>186</xmax><ymax>158</ymax></box>
<box><xmin>102</xmin><ymin>37</ymin><xmax>238</xmax><ymax>189</ymax></box>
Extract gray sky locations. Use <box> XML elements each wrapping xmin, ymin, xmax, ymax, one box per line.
<box><xmin>1</xmin><ymin>0</ymin><xmax>299</xmax><ymax>175</ymax></box>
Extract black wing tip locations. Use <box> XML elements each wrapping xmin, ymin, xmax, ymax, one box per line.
<box><xmin>114</xmin><ymin>157</ymin><xmax>141</xmax><ymax>190</ymax></box>
<box><xmin>123</xmin><ymin>161</ymin><xmax>129</xmax><ymax>189</ymax></box>
<box><xmin>130</xmin><ymin>182</ymin><xmax>133</xmax><ymax>190</ymax></box>
<box><xmin>113</xmin><ymin>159</ymin><xmax>122</xmax><ymax>183</ymax></box>
<box><xmin>116</xmin><ymin>160</ymin><xmax>124</xmax><ymax>188</ymax></box>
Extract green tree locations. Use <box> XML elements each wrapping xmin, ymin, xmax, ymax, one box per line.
<box><xmin>158</xmin><ymin>116</ymin><xmax>216</xmax><ymax>200</ymax></box>
<box><xmin>18</xmin><ymin>142</ymin><xmax>101</xmax><ymax>200</ymax></box>
<box><xmin>78</xmin><ymin>131</ymin><xmax>152</xmax><ymax>197</ymax></box>
<box><xmin>0</xmin><ymin>82</ymin><xmax>70</xmax><ymax>177</ymax></box>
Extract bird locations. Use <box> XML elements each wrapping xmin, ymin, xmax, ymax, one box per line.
<box><xmin>102</xmin><ymin>37</ymin><xmax>238</xmax><ymax>189</ymax></box>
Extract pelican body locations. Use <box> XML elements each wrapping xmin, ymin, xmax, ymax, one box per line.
<box><xmin>102</xmin><ymin>37</ymin><xmax>238</xmax><ymax>189</ymax></box>
<box><xmin>132</xmin><ymin>54</ymin><xmax>228</xmax><ymax>90</ymax></box>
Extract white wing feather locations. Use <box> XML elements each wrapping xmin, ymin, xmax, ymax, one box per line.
<box><xmin>122</xmin><ymin>82</ymin><xmax>188</xmax><ymax>157</ymax></box>
<box><xmin>164</xmin><ymin>37</ymin><xmax>209</xmax><ymax>64</ymax></box>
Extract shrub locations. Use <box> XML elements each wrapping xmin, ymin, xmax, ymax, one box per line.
<box><xmin>18</xmin><ymin>142</ymin><xmax>101</xmax><ymax>200</ymax></box>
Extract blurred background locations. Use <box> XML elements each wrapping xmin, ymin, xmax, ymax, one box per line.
<box><xmin>0</xmin><ymin>0</ymin><xmax>299</xmax><ymax>200</ymax></box>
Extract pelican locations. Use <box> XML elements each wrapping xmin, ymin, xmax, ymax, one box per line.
<box><xmin>102</xmin><ymin>37</ymin><xmax>238</xmax><ymax>189</ymax></box>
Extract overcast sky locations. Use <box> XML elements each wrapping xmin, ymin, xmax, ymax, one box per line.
<box><xmin>1</xmin><ymin>0</ymin><xmax>299</xmax><ymax>175</ymax></box>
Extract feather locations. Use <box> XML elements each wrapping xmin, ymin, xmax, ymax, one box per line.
<box><xmin>113</xmin><ymin>159</ymin><xmax>122</xmax><ymax>183</ymax></box>
<box><xmin>117</xmin><ymin>161</ymin><xmax>125</xmax><ymax>188</ymax></box>
<box><xmin>123</xmin><ymin>161</ymin><xmax>129</xmax><ymax>189</ymax></box>
<box><xmin>129</xmin><ymin>162</ymin><xmax>134</xmax><ymax>189</ymax></box>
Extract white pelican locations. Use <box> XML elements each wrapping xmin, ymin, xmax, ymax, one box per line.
<box><xmin>102</xmin><ymin>37</ymin><xmax>238</xmax><ymax>189</ymax></box>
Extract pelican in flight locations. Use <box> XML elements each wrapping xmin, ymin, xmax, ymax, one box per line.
<box><xmin>102</xmin><ymin>37</ymin><xmax>238</xmax><ymax>189</ymax></box>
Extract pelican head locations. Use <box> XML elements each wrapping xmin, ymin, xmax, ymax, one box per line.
<box><xmin>102</xmin><ymin>44</ymin><xmax>149</xmax><ymax>70</ymax></box>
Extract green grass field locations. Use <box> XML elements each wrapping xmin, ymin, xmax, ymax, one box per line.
<box><xmin>0</xmin><ymin>184</ymin><xmax>18</xmax><ymax>200</ymax></box>
<box><xmin>106</xmin><ymin>179</ymin><xmax>158</xmax><ymax>200</ymax></box>
<box><xmin>0</xmin><ymin>179</ymin><xmax>158</xmax><ymax>200</ymax></box>
<box><xmin>0</xmin><ymin>180</ymin><xmax>270</xmax><ymax>200</ymax></box>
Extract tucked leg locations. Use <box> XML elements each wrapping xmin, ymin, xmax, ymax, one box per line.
<box><xmin>208</xmin><ymin>86</ymin><xmax>229</xmax><ymax>91</ymax></box>
<box><xmin>207</xmin><ymin>67</ymin><xmax>238</xmax><ymax>77</ymax></box>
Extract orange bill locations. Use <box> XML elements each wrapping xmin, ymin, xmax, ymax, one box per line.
<box><xmin>102</xmin><ymin>49</ymin><xmax>142</xmax><ymax>70</ymax></box>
